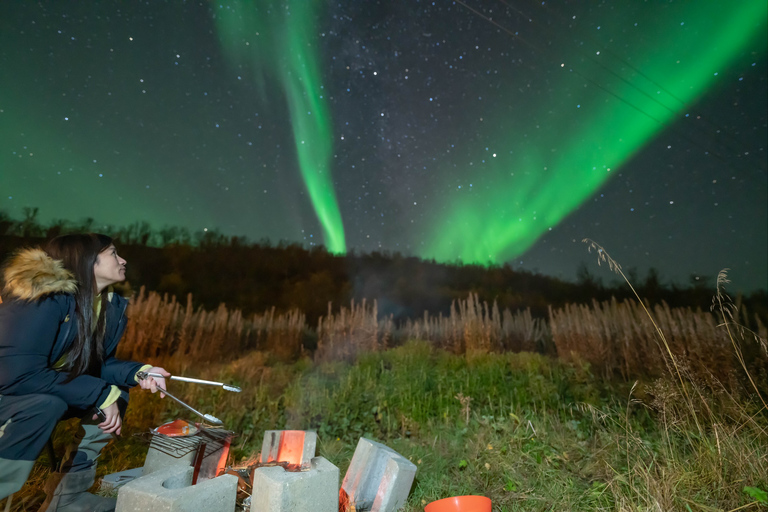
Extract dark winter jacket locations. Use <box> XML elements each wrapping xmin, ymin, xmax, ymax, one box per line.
<box><xmin>0</xmin><ymin>248</ymin><xmax>144</xmax><ymax>410</ymax></box>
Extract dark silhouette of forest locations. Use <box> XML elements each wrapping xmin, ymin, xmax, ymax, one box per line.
<box><xmin>1</xmin><ymin>208</ymin><xmax>765</xmax><ymax>325</ymax></box>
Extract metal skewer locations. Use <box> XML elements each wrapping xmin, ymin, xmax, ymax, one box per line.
<box><xmin>144</xmin><ymin>372</ymin><xmax>241</xmax><ymax>393</ymax></box>
<box><xmin>136</xmin><ymin>371</ymin><xmax>223</xmax><ymax>425</ymax></box>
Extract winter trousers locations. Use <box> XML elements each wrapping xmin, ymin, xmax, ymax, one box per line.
<box><xmin>0</xmin><ymin>393</ymin><xmax>118</xmax><ymax>500</ymax></box>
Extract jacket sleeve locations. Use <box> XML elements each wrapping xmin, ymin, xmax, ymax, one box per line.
<box><xmin>0</xmin><ymin>297</ymin><xmax>112</xmax><ymax>409</ymax></box>
<box><xmin>99</xmin><ymin>296</ymin><xmax>146</xmax><ymax>387</ymax></box>
<box><xmin>100</xmin><ymin>357</ymin><xmax>145</xmax><ymax>388</ymax></box>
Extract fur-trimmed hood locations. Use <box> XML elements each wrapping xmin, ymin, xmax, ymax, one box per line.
<box><xmin>1</xmin><ymin>248</ymin><xmax>78</xmax><ymax>301</ymax></box>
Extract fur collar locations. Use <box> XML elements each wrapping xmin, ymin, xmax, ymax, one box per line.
<box><xmin>1</xmin><ymin>248</ymin><xmax>78</xmax><ymax>301</ymax></box>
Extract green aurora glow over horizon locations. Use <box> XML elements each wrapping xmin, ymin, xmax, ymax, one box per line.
<box><xmin>211</xmin><ymin>0</ymin><xmax>765</xmax><ymax>263</ymax></box>
<box><xmin>422</xmin><ymin>0</ymin><xmax>767</xmax><ymax>265</ymax></box>
<box><xmin>0</xmin><ymin>0</ymin><xmax>765</xmax><ymax>292</ymax></box>
<box><xmin>214</xmin><ymin>0</ymin><xmax>346</xmax><ymax>253</ymax></box>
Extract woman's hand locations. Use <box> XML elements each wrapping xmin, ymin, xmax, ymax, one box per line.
<box><xmin>140</xmin><ymin>366</ymin><xmax>171</xmax><ymax>398</ymax></box>
<box><xmin>94</xmin><ymin>402</ymin><xmax>122</xmax><ymax>435</ymax></box>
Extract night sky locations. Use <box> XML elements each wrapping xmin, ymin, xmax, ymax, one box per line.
<box><xmin>1</xmin><ymin>1</ymin><xmax>766</xmax><ymax>294</ymax></box>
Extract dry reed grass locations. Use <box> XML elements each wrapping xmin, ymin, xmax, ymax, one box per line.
<box><xmin>400</xmin><ymin>293</ymin><xmax>551</xmax><ymax>354</ymax></box>
<box><xmin>570</xmin><ymin>240</ymin><xmax>767</xmax><ymax>392</ymax></box>
<box><xmin>575</xmin><ymin>239</ymin><xmax>768</xmax><ymax>510</ymax></box>
<box><xmin>118</xmin><ymin>284</ymin><xmax>765</xmax><ymax>398</ymax></box>
<box><xmin>315</xmin><ymin>299</ymin><xmax>393</xmax><ymax>361</ymax></box>
<box><xmin>121</xmin><ymin>291</ymin><xmax>556</xmax><ymax>366</ymax></box>
<box><xmin>548</xmin><ymin>298</ymin><xmax>760</xmax><ymax>383</ymax></box>
<box><xmin>118</xmin><ymin>287</ymin><xmax>306</xmax><ymax>364</ymax></box>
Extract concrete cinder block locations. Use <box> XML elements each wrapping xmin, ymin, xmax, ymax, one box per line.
<box><xmin>100</xmin><ymin>467</ymin><xmax>144</xmax><ymax>493</ymax></box>
<box><xmin>250</xmin><ymin>456</ymin><xmax>338</xmax><ymax>512</ymax></box>
<box><xmin>260</xmin><ymin>430</ymin><xmax>317</xmax><ymax>471</ymax></box>
<box><xmin>115</xmin><ymin>464</ymin><xmax>238</xmax><ymax>512</ymax></box>
<box><xmin>341</xmin><ymin>438</ymin><xmax>417</xmax><ymax>512</ymax></box>
<box><xmin>142</xmin><ymin>435</ymin><xmax>200</xmax><ymax>475</ymax></box>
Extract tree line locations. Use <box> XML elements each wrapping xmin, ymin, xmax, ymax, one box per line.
<box><xmin>1</xmin><ymin>208</ymin><xmax>764</xmax><ymax>326</ymax></box>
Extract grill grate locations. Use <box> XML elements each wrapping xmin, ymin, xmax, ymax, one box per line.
<box><xmin>135</xmin><ymin>424</ymin><xmax>235</xmax><ymax>459</ymax></box>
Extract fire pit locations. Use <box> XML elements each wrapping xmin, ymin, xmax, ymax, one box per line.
<box><xmin>115</xmin><ymin>421</ymin><xmax>238</xmax><ymax>512</ymax></box>
<box><xmin>113</xmin><ymin>429</ymin><xmax>416</xmax><ymax>512</ymax></box>
<box><xmin>140</xmin><ymin>421</ymin><xmax>234</xmax><ymax>483</ymax></box>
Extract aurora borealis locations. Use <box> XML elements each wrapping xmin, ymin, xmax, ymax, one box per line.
<box><xmin>1</xmin><ymin>1</ymin><xmax>766</xmax><ymax>292</ymax></box>
<box><xmin>425</xmin><ymin>1</ymin><xmax>766</xmax><ymax>265</ymax></box>
<box><xmin>214</xmin><ymin>0</ymin><xmax>346</xmax><ymax>253</ymax></box>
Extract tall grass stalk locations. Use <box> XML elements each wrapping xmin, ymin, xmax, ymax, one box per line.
<box><xmin>580</xmin><ymin>239</ymin><xmax>767</xmax><ymax>510</ymax></box>
<box><xmin>583</xmin><ymin>238</ymin><xmax>703</xmax><ymax>435</ymax></box>
<box><xmin>713</xmin><ymin>269</ymin><xmax>768</xmax><ymax>411</ymax></box>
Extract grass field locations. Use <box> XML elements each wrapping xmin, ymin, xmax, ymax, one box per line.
<box><xmin>3</xmin><ymin>277</ymin><xmax>767</xmax><ymax>511</ymax></box>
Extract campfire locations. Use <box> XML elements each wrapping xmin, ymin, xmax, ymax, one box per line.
<box><xmin>225</xmin><ymin>430</ymin><xmax>317</xmax><ymax>509</ymax></box>
<box><xmin>115</xmin><ymin>373</ymin><xmax>416</xmax><ymax>510</ymax></box>
<box><xmin>116</xmin><ymin>427</ymin><xmax>416</xmax><ymax>512</ymax></box>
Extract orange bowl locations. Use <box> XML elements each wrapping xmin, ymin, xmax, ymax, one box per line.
<box><xmin>424</xmin><ymin>495</ymin><xmax>492</xmax><ymax>512</ymax></box>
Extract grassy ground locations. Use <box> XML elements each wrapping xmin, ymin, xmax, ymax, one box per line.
<box><xmin>5</xmin><ymin>341</ymin><xmax>766</xmax><ymax>511</ymax></box>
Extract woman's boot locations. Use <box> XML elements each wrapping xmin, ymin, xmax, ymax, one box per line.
<box><xmin>37</xmin><ymin>467</ymin><xmax>115</xmax><ymax>512</ymax></box>
<box><xmin>0</xmin><ymin>457</ymin><xmax>35</xmax><ymax>500</ymax></box>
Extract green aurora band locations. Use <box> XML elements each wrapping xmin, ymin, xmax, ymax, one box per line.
<box><xmin>214</xmin><ymin>0</ymin><xmax>346</xmax><ymax>253</ymax></box>
<box><xmin>423</xmin><ymin>1</ymin><xmax>767</xmax><ymax>265</ymax></box>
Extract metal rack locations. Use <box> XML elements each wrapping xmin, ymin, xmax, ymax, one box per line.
<box><xmin>135</xmin><ymin>424</ymin><xmax>235</xmax><ymax>461</ymax></box>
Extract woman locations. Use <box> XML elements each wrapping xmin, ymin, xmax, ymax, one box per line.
<box><xmin>0</xmin><ymin>234</ymin><xmax>169</xmax><ymax>512</ymax></box>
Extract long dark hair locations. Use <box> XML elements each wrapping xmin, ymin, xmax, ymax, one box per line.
<box><xmin>45</xmin><ymin>233</ymin><xmax>113</xmax><ymax>377</ymax></box>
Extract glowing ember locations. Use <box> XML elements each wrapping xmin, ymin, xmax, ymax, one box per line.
<box><xmin>339</xmin><ymin>488</ymin><xmax>356</xmax><ymax>512</ymax></box>
<box><xmin>260</xmin><ymin>430</ymin><xmax>316</xmax><ymax>472</ymax></box>
<box><xmin>275</xmin><ymin>430</ymin><xmax>304</xmax><ymax>466</ymax></box>
<box><xmin>214</xmin><ymin>435</ymin><xmax>232</xmax><ymax>477</ymax></box>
